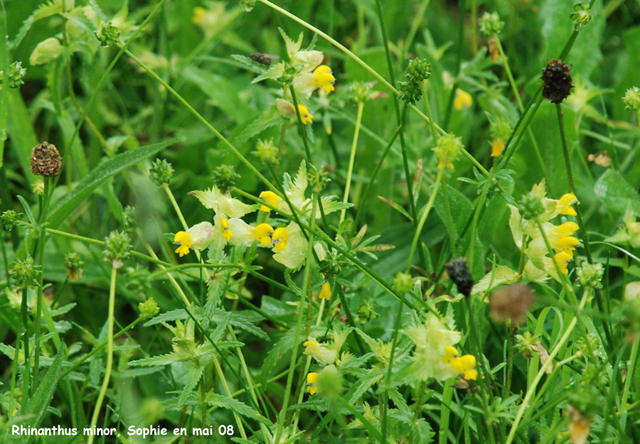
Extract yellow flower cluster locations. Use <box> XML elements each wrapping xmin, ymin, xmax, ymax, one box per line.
<box><xmin>508</xmin><ymin>181</ymin><xmax>580</xmax><ymax>281</ymax></box>
<box><xmin>443</xmin><ymin>346</ymin><xmax>478</xmax><ymax>380</ymax></box>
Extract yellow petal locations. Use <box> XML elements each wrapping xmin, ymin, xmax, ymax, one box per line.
<box><xmin>454</xmin><ymin>89</ymin><xmax>472</xmax><ymax>110</ymax></box>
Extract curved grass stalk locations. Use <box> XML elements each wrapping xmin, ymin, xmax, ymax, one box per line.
<box><xmin>505</xmin><ymin>288</ymin><xmax>589</xmax><ymax>444</ymax></box>
<box><xmin>87</xmin><ymin>266</ymin><xmax>117</xmax><ymax>444</ymax></box>
<box><xmin>340</xmin><ymin>102</ymin><xmax>364</xmax><ymax>224</ymax></box>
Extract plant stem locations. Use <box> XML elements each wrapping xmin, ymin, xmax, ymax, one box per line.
<box><xmin>87</xmin><ymin>265</ymin><xmax>117</xmax><ymax>444</ymax></box>
<box><xmin>407</xmin><ymin>168</ymin><xmax>444</xmax><ymax>271</ymax></box>
<box><xmin>382</xmin><ymin>300</ymin><xmax>404</xmax><ymax>444</ymax></box>
<box><xmin>288</xmin><ymin>85</ymin><xmax>312</xmax><ymax>163</ymax></box>
<box><xmin>439</xmin><ymin>378</ymin><xmax>454</xmax><ymax>444</ymax></box>
<box><xmin>622</xmin><ymin>336</ymin><xmax>639</xmax><ymax>409</ymax></box>
<box><xmin>505</xmin><ymin>322</ymin><xmax>514</xmax><ymax>397</ymax></box>
<box><xmin>470</xmin><ymin>0</ymin><xmax>478</xmax><ymax>55</ymax></box>
<box><xmin>505</xmin><ymin>289</ymin><xmax>589</xmax><ymax>444</ymax></box>
<box><xmin>275</xmin><ymin>196</ymin><xmax>317</xmax><ymax>443</ymax></box>
<box><xmin>340</xmin><ymin>102</ymin><xmax>364</xmax><ymax>224</ymax></box>
<box><xmin>556</xmin><ymin>103</ymin><xmax>613</xmax><ymax>346</ymax></box>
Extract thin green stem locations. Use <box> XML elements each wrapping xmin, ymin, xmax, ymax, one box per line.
<box><xmin>622</xmin><ymin>336</ymin><xmax>639</xmax><ymax>409</ymax></box>
<box><xmin>470</xmin><ymin>0</ymin><xmax>478</xmax><ymax>55</ymax></box>
<box><xmin>505</xmin><ymin>289</ymin><xmax>589</xmax><ymax>444</ymax></box>
<box><xmin>439</xmin><ymin>378</ymin><xmax>454</xmax><ymax>444</ymax></box>
<box><xmin>382</xmin><ymin>300</ymin><xmax>404</xmax><ymax>444</ymax></box>
<box><xmin>288</xmin><ymin>85</ymin><xmax>312</xmax><ymax>163</ymax></box>
<box><xmin>164</xmin><ymin>185</ymin><xmax>189</xmax><ymax>230</ymax></box>
<box><xmin>505</xmin><ymin>323</ymin><xmax>514</xmax><ymax>397</ymax></box>
<box><xmin>407</xmin><ymin>168</ymin><xmax>444</xmax><ymax>271</ymax></box>
<box><xmin>275</xmin><ymin>196</ymin><xmax>317</xmax><ymax>443</ymax></box>
<box><xmin>20</xmin><ymin>282</ymin><xmax>30</xmax><ymax>405</ymax></box>
<box><xmin>340</xmin><ymin>102</ymin><xmax>364</xmax><ymax>224</ymax></box>
<box><xmin>87</xmin><ymin>266</ymin><xmax>117</xmax><ymax>444</ymax></box>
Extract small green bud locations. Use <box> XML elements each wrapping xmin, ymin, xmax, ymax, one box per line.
<box><xmin>95</xmin><ymin>22</ymin><xmax>121</xmax><ymax>47</ymax></box>
<box><xmin>103</xmin><ymin>231</ymin><xmax>131</xmax><ymax>268</ymax></box>
<box><xmin>139</xmin><ymin>298</ymin><xmax>160</xmax><ymax>320</ymax></box>
<box><xmin>1</xmin><ymin>210</ymin><xmax>22</xmax><ymax>231</ymax></box>
<box><xmin>239</xmin><ymin>0</ymin><xmax>256</xmax><ymax>13</ymax></box>
<box><xmin>398</xmin><ymin>58</ymin><xmax>431</xmax><ymax>104</ymax></box>
<box><xmin>0</xmin><ymin>61</ymin><xmax>27</xmax><ymax>88</ymax></box>
<box><xmin>10</xmin><ymin>255</ymin><xmax>42</xmax><ymax>288</ymax></box>
<box><xmin>348</xmin><ymin>81</ymin><xmax>372</xmax><ymax>104</ymax></box>
<box><xmin>576</xmin><ymin>262</ymin><xmax>604</xmax><ymax>289</ymax></box>
<box><xmin>479</xmin><ymin>12</ymin><xmax>504</xmax><ymax>36</ymax></box>
<box><xmin>514</xmin><ymin>331</ymin><xmax>540</xmax><ymax>358</ymax></box>
<box><xmin>32</xmin><ymin>179</ymin><xmax>45</xmax><ymax>196</ymax></box>
<box><xmin>123</xmin><ymin>206</ymin><xmax>137</xmax><ymax>233</ymax></box>
<box><xmin>309</xmin><ymin>164</ymin><xmax>329</xmax><ymax>193</ymax></box>
<box><xmin>355</xmin><ymin>300</ymin><xmax>378</xmax><ymax>324</ymax></box>
<box><xmin>518</xmin><ymin>193</ymin><xmax>545</xmax><ymax>221</ymax></box>
<box><xmin>570</xmin><ymin>2</ymin><xmax>592</xmax><ymax>31</ymax></box>
<box><xmin>64</xmin><ymin>252</ymin><xmax>85</xmax><ymax>282</ymax></box>
<box><xmin>253</xmin><ymin>139</ymin><xmax>278</xmax><ymax>164</ymax></box>
<box><xmin>393</xmin><ymin>272</ymin><xmax>414</xmax><ymax>294</ymax></box>
<box><xmin>212</xmin><ymin>165</ymin><xmax>240</xmax><ymax>193</ymax></box>
<box><xmin>149</xmin><ymin>158</ymin><xmax>174</xmax><ymax>187</ymax></box>
<box><xmin>433</xmin><ymin>133</ymin><xmax>463</xmax><ymax>170</ymax></box>
<box><xmin>623</xmin><ymin>86</ymin><xmax>640</xmax><ymax>112</ymax></box>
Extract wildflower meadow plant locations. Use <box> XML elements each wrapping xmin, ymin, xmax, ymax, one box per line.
<box><xmin>1</xmin><ymin>1</ymin><xmax>639</xmax><ymax>443</ymax></box>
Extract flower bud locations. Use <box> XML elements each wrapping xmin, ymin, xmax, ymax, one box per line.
<box><xmin>139</xmin><ymin>298</ymin><xmax>160</xmax><ymax>320</ymax></box>
<box><xmin>149</xmin><ymin>158</ymin><xmax>174</xmax><ymax>186</ymax></box>
<box><xmin>103</xmin><ymin>231</ymin><xmax>131</xmax><ymax>269</ymax></box>
<box><xmin>570</xmin><ymin>2</ymin><xmax>592</xmax><ymax>31</ymax></box>
<box><xmin>212</xmin><ymin>165</ymin><xmax>240</xmax><ymax>193</ymax></box>
<box><xmin>0</xmin><ymin>61</ymin><xmax>27</xmax><ymax>88</ymax></box>
<box><xmin>576</xmin><ymin>262</ymin><xmax>603</xmax><ymax>289</ymax></box>
<box><xmin>623</xmin><ymin>86</ymin><xmax>640</xmax><ymax>111</ymax></box>
<box><xmin>123</xmin><ymin>206</ymin><xmax>137</xmax><ymax>233</ymax></box>
<box><xmin>518</xmin><ymin>193</ymin><xmax>545</xmax><ymax>220</ymax></box>
<box><xmin>1</xmin><ymin>210</ymin><xmax>22</xmax><ymax>231</ymax></box>
<box><xmin>32</xmin><ymin>180</ymin><xmax>45</xmax><ymax>195</ymax></box>
<box><xmin>349</xmin><ymin>81</ymin><xmax>373</xmax><ymax>104</ymax></box>
<box><xmin>64</xmin><ymin>252</ymin><xmax>85</xmax><ymax>282</ymax></box>
<box><xmin>398</xmin><ymin>58</ymin><xmax>431</xmax><ymax>104</ymax></box>
<box><xmin>433</xmin><ymin>133</ymin><xmax>463</xmax><ymax>170</ymax></box>
<box><xmin>393</xmin><ymin>272</ymin><xmax>414</xmax><ymax>294</ymax></box>
<box><xmin>253</xmin><ymin>139</ymin><xmax>278</xmax><ymax>164</ymax></box>
<box><xmin>31</xmin><ymin>142</ymin><xmax>62</xmax><ymax>177</ymax></box>
<box><xmin>10</xmin><ymin>255</ymin><xmax>42</xmax><ymax>288</ymax></box>
<box><xmin>95</xmin><ymin>22</ymin><xmax>121</xmax><ymax>47</ymax></box>
<box><xmin>479</xmin><ymin>12</ymin><xmax>504</xmax><ymax>36</ymax></box>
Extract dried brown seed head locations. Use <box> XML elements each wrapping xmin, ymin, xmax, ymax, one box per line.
<box><xmin>489</xmin><ymin>283</ymin><xmax>535</xmax><ymax>325</ymax></box>
<box><xmin>31</xmin><ymin>141</ymin><xmax>62</xmax><ymax>177</ymax></box>
<box><xmin>542</xmin><ymin>59</ymin><xmax>574</xmax><ymax>104</ymax></box>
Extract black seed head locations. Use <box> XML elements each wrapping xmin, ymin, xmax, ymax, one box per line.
<box><xmin>542</xmin><ymin>59</ymin><xmax>574</xmax><ymax>104</ymax></box>
<box><xmin>445</xmin><ymin>257</ymin><xmax>474</xmax><ymax>297</ymax></box>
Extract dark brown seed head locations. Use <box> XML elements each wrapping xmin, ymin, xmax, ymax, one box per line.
<box><xmin>490</xmin><ymin>283</ymin><xmax>536</xmax><ymax>325</ymax></box>
<box><xmin>31</xmin><ymin>142</ymin><xmax>62</xmax><ymax>177</ymax></box>
<box><xmin>542</xmin><ymin>59</ymin><xmax>574</xmax><ymax>104</ymax></box>
<box><xmin>445</xmin><ymin>257</ymin><xmax>474</xmax><ymax>297</ymax></box>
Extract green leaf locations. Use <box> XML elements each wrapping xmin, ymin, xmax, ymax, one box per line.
<box><xmin>594</xmin><ymin>170</ymin><xmax>640</xmax><ymax>215</ymax></box>
<box><xmin>207</xmin><ymin>393</ymin><xmax>271</xmax><ymax>424</ymax></box>
<box><xmin>47</xmin><ymin>140</ymin><xmax>174</xmax><ymax>229</ymax></box>
<box><xmin>6</xmin><ymin>90</ymin><xmax>38</xmax><ymax>183</ymax></box>
<box><xmin>10</xmin><ymin>347</ymin><xmax>64</xmax><ymax>444</ymax></box>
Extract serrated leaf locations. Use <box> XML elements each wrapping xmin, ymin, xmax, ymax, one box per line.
<box><xmin>208</xmin><ymin>393</ymin><xmax>270</xmax><ymax>424</ymax></box>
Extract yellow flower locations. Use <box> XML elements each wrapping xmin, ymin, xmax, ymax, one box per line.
<box><xmin>272</xmin><ymin>227</ymin><xmax>288</xmax><ymax>252</ymax></box>
<box><xmin>259</xmin><ymin>191</ymin><xmax>281</xmax><ymax>212</ymax></box>
<box><xmin>192</xmin><ymin>7</ymin><xmax>205</xmax><ymax>25</ymax></box>
<box><xmin>220</xmin><ymin>217</ymin><xmax>233</xmax><ymax>241</ymax></box>
<box><xmin>254</xmin><ymin>223</ymin><xmax>274</xmax><ymax>246</ymax></box>
<box><xmin>306</xmin><ymin>372</ymin><xmax>319</xmax><ymax>395</ymax></box>
<box><xmin>556</xmin><ymin>193</ymin><xmax>578</xmax><ymax>216</ymax></box>
<box><xmin>304</xmin><ymin>338</ymin><xmax>338</xmax><ymax>364</ymax></box>
<box><xmin>275</xmin><ymin>99</ymin><xmax>313</xmax><ymax>125</ymax></box>
<box><xmin>173</xmin><ymin>222</ymin><xmax>215</xmax><ymax>256</ymax></box>
<box><xmin>491</xmin><ymin>139</ymin><xmax>506</xmax><ymax>157</ymax></box>
<box><xmin>443</xmin><ymin>346</ymin><xmax>478</xmax><ymax>380</ymax></box>
<box><xmin>554</xmin><ymin>251</ymin><xmax>574</xmax><ymax>275</ymax></box>
<box><xmin>174</xmin><ymin>231</ymin><xmax>193</xmax><ymax>257</ymax></box>
<box><xmin>454</xmin><ymin>89</ymin><xmax>472</xmax><ymax>110</ymax></box>
<box><xmin>313</xmin><ymin>65</ymin><xmax>335</xmax><ymax>93</ymax></box>
<box><xmin>319</xmin><ymin>281</ymin><xmax>331</xmax><ymax>300</ymax></box>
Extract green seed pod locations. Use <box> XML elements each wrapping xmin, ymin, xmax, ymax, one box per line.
<box><xmin>95</xmin><ymin>22</ymin><xmax>121</xmax><ymax>47</ymax></box>
<box><xmin>518</xmin><ymin>193</ymin><xmax>545</xmax><ymax>221</ymax></box>
<box><xmin>479</xmin><ymin>12</ymin><xmax>504</xmax><ymax>36</ymax></box>
<box><xmin>149</xmin><ymin>158</ymin><xmax>174</xmax><ymax>187</ymax></box>
<box><xmin>103</xmin><ymin>231</ymin><xmax>131</xmax><ymax>269</ymax></box>
<box><xmin>1</xmin><ymin>210</ymin><xmax>22</xmax><ymax>231</ymax></box>
<box><xmin>10</xmin><ymin>255</ymin><xmax>42</xmax><ymax>288</ymax></box>
<box><xmin>212</xmin><ymin>165</ymin><xmax>241</xmax><ymax>193</ymax></box>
